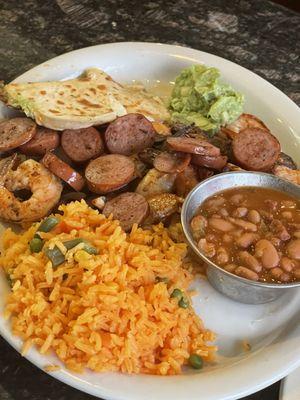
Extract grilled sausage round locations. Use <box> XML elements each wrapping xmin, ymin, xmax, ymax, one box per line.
<box><xmin>166</xmin><ymin>137</ymin><xmax>220</xmax><ymax>156</ymax></box>
<box><xmin>153</xmin><ymin>151</ymin><xmax>191</xmax><ymax>173</ymax></box>
<box><xmin>42</xmin><ymin>152</ymin><xmax>85</xmax><ymax>191</ymax></box>
<box><xmin>0</xmin><ymin>118</ymin><xmax>36</xmax><ymax>151</ymax></box>
<box><xmin>61</xmin><ymin>127</ymin><xmax>104</xmax><ymax>163</ymax></box>
<box><xmin>232</xmin><ymin>128</ymin><xmax>280</xmax><ymax>171</ymax></box>
<box><xmin>104</xmin><ymin>113</ymin><xmax>156</xmax><ymax>155</ymax></box>
<box><xmin>103</xmin><ymin>192</ymin><xmax>149</xmax><ymax>231</ymax></box>
<box><xmin>192</xmin><ymin>154</ymin><xmax>227</xmax><ymax>170</ymax></box>
<box><xmin>85</xmin><ymin>154</ymin><xmax>135</xmax><ymax>194</ymax></box>
<box><xmin>19</xmin><ymin>127</ymin><xmax>59</xmax><ymax>156</ymax></box>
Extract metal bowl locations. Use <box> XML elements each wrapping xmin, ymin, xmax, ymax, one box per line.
<box><xmin>181</xmin><ymin>171</ymin><xmax>300</xmax><ymax>304</ymax></box>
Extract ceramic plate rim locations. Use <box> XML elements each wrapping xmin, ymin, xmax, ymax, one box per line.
<box><xmin>1</xmin><ymin>42</ymin><xmax>300</xmax><ymax>400</ymax></box>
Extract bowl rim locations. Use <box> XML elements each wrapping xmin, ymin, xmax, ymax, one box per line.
<box><xmin>181</xmin><ymin>170</ymin><xmax>300</xmax><ymax>289</ymax></box>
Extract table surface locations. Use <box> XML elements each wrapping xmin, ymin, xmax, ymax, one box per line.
<box><xmin>0</xmin><ymin>1</ymin><xmax>299</xmax><ymax>399</ymax></box>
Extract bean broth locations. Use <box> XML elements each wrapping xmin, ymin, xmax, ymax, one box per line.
<box><xmin>190</xmin><ymin>187</ymin><xmax>300</xmax><ymax>283</ymax></box>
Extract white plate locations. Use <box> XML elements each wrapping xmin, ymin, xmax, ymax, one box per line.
<box><xmin>280</xmin><ymin>368</ymin><xmax>300</xmax><ymax>400</ymax></box>
<box><xmin>0</xmin><ymin>42</ymin><xmax>300</xmax><ymax>400</ymax></box>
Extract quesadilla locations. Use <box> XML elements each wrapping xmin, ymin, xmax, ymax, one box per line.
<box><xmin>1</xmin><ymin>68</ymin><xmax>170</xmax><ymax>130</ymax></box>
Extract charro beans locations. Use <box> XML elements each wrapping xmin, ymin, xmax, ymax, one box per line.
<box><xmin>190</xmin><ymin>187</ymin><xmax>300</xmax><ymax>283</ymax></box>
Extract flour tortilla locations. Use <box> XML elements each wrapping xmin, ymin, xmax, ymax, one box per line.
<box><xmin>1</xmin><ymin>68</ymin><xmax>170</xmax><ymax>130</ymax></box>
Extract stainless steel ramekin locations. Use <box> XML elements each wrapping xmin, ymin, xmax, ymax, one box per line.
<box><xmin>181</xmin><ymin>171</ymin><xmax>300</xmax><ymax>304</ymax></box>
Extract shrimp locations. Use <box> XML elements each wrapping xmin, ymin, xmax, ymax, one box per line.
<box><xmin>0</xmin><ymin>159</ymin><xmax>63</xmax><ymax>223</ymax></box>
<box><xmin>222</xmin><ymin>113</ymin><xmax>269</xmax><ymax>139</ymax></box>
<box><xmin>273</xmin><ymin>165</ymin><xmax>300</xmax><ymax>186</ymax></box>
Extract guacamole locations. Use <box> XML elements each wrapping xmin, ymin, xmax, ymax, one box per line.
<box><xmin>169</xmin><ymin>64</ymin><xmax>244</xmax><ymax>134</ymax></box>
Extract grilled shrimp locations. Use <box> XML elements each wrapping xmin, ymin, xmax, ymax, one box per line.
<box><xmin>0</xmin><ymin>159</ymin><xmax>62</xmax><ymax>223</ymax></box>
<box><xmin>222</xmin><ymin>113</ymin><xmax>269</xmax><ymax>139</ymax></box>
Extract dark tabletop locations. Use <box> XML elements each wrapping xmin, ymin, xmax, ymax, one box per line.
<box><xmin>0</xmin><ymin>0</ymin><xmax>299</xmax><ymax>399</ymax></box>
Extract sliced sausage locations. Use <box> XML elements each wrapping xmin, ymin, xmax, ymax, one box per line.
<box><xmin>232</xmin><ymin>128</ymin><xmax>281</xmax><ymax>171</ymax></box>
<box><xmin>85</xmin><ymin>154</ymin><xmax>135</xmax><ymax>194</ymax></box>
<box><xmin>61</xmin><ymin>127</ymin><xmax>104</xmax><ymax>163</ymax></box>
<box><xmin>167</xmin><ymin>137</ymin><xmax>220</xmax><ymax>157</ymax></box>
<box><xmin>41</xmin><ymin>152</ymin><xmax>85</xmax><ymax>191</ymax></box>
<box><xmin>103</xmin><ymin>192</ymin><xmax>149</xmax><ymax>231</ymax></box>
<box><xmin>104</xmin><ymin>113</ymin><xmax>156</xmax><ymax>155</ymax></box>
<box><xmin>222</xmin><ymin>113</ymin><xmax>269</xmax><ymax>140</ymax></box>
<box><xmin>192</xmin><ymin>154</ymin><xmax>227</xmax><ymax>170</ymax></box>
<box><xmin>19</xmin><ymin>127</ymin><xmax>59</xmax><ymax>156</ymax></box>
<box><xmin>153</xmin><ymin>151</ymin><xmax>191</xmax><ymax>173</ymax></box>
<box><xmin>0</xmin><ymin>118</ymin><xmax>36</xmax><ymax>151</ymax></box>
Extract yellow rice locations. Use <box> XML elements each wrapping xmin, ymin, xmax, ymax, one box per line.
<box><xmin>0</xmin><ymin>200</ymin><xmax>216</xmax><ymax>375</ymax></box>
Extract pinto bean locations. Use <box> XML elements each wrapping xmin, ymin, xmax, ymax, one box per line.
<box><xmin>287</xmin><ymin>239</ymin><xmax>300</xmax><ymax>260</ymax></box>
<box><xmin>198</xmin><ymin>239</ymin><xmax>216</xmax><ymax>258</ymax></box>
<box><xmin>229</xmin><ymin>218</ymin><xmax>257</xmax><ymax>232</ymax></box>
<box><xmin>235</xmin><ymin>233</ymin><xmax>258</xmax><ymax>248</ymax></box>
<box><xmin>190</xmin><ymin>215</ymin><xmax>207</xmax><ymax>239</ymax></box>
<box><xmin>233</xmin><ymin>207</ymin><xmax>248</xmax><ymax>218</ymax></box>
<box><xmin>209</xmin><ymin>218</ymin><xmax>235</xmax><ymax>232</ymax></box>
<box><xmin>247</xmin><ymin>210</ymin><xmax>260</xmax><ymax>224</ymax></box>
<box><xmin>224</xmin><ymin>264</ymin><xmax>237</xmax><ymax>273</ymax></box>
<box><xmin>255</xmin><ymin>239</ymin><xmax>280</xmax><ymax>269</ymax></box>
<box><xmin>206</xmin><ymin>197</ymin><xmax>225</xmax><ymax>210</ymax></box>
<box><xmin>216</xmin><ymin>247</ymin><xmax>229</xmax><ymax>265</ymax></box>
<box><xmin>238</xmin><ymin>251</ymin><xmax>262</xmax><ymax>273</ymax></box>
<box><xmin>235</xmin><ymin>266</ymin><xmax>259</xmax><ymax>281</ymax></box>
<box><xmin>280</xmin><ymin>257</ymin><xmax>296</xmax><ymax>272</ymax></box>
<box><xmin>270</xmin><ymin>267</ymin><xmax>283</xmax><ymax>280</ymax></box>
<box><xmin>230</xmin><ymin>194</ymin><xmax>244</xmax><ymax>205</ymax></box>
